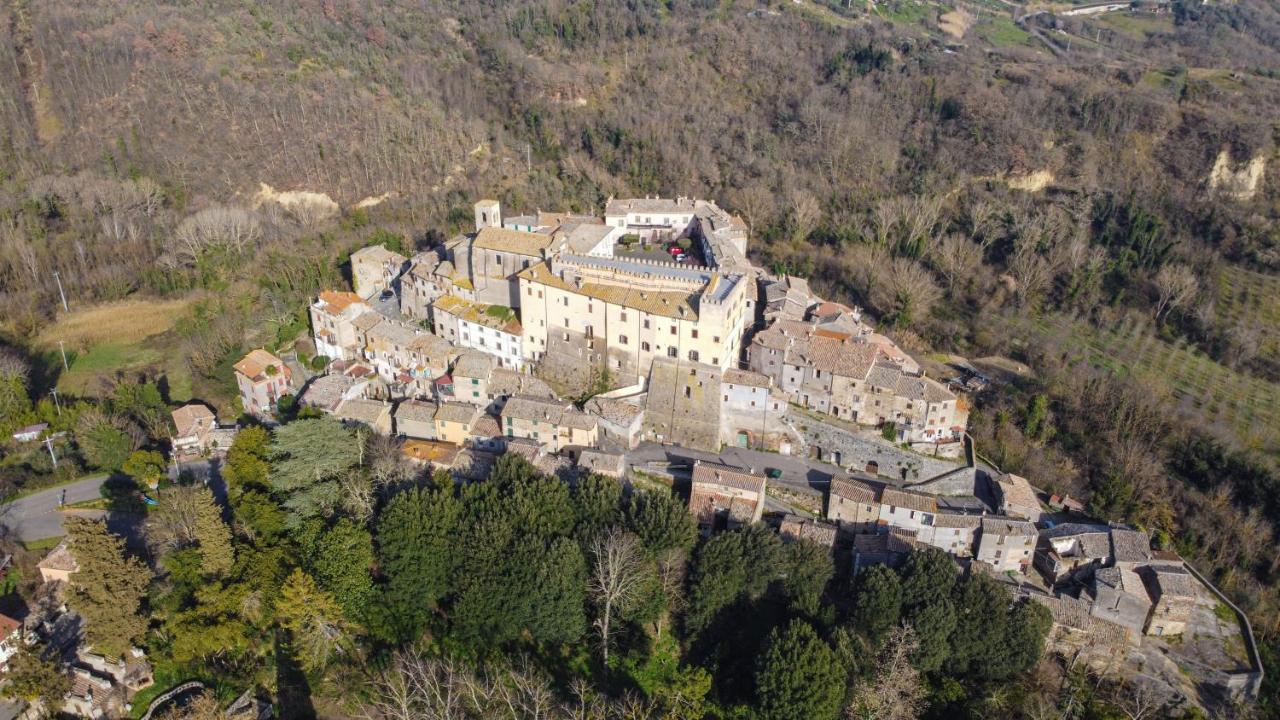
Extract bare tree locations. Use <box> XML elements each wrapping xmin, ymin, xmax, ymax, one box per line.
<box><xmin>1152</xmin><ymin>264</ymin><xmax>1199</xmax><ymax>322</ymax></box>
<box><xmin>653</xmin><ymin>547</ymin><xmax>687</xmax><ymax>638</ymax></box>
<box><xmin>787</xmin><ymin>190</ymin><xmax>822</xmax><ymax>246</ymax></box>
<box><xmin>927</xmin><ymin>233</ymin><xmax>983</xmax><ymax>295</ymax></box>
<box><xmin>1106</xmin><ymin>678</ymin><xmax>1174</xmax><ymax>720</ymax></box>
<box><xmin>846</xmin><ymin>625</ymin><xmax>925</xmax><ymax>720</ymax></box>
<box><xmin>170</xmin><ymin>206</ymin><xmax>262</xmax><ymax>266</ymax></box>
<box><xmin>587</xmin><ymin>527</ymin><xmax>646</xmax><ymax>665</ymax></box>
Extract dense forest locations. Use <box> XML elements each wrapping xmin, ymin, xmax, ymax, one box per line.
<box><xmin>1</xmin><ymin>0</ymin><xmax>1280</xmax><ymax>716</ymax></box>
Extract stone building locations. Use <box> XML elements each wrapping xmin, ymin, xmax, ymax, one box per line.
<box><xmin>350</xmin><ymin>244</ymin><xmax>408</xmax><ymax>299</ymax></box>
<box><xmin>688</xmin><ymin>461</ymin><xmax>767</xmax><ymax>534</ymax></box>
<box><xmin>975</xmin><ymin>517</ymin><xmax>1038</xmax><ymax>573</ymax></box>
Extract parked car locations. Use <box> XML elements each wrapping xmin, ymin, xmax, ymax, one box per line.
<box><xmin>379</xmin><ymin>288</ymin><xmax>395</xmax><ymax>300</ymax></box>
<box><xmin>667</xmin><ymin>244</ymin><xmax>683</xmax><ymax>256</ymax></box>
<box><xmin>675</xmin><ymin>253</ymin><xmax>688</xmax><ymax>262</ymax></box>
<box><xmin>765</xmin><ymin>468</ymin><xmax>783</xmax><ymax>479</ymax></box>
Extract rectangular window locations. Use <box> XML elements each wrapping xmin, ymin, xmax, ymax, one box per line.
<box><xmin>713</xmin><ymin>336</ymin><xmax>720</xmax><ymax>343</ymax></box>
<box><xmin>620</xmin><ymin>311</ymin><xmax>628</xmax><ymax>321</ymax></box>
<box><xmin>670</xmin><ymin>326</ymin><xmax>676</xmax><ymax>336</ymax></box>
<box><xmin>643</xmin><ymin>318</ymin><xmax>650</xmax><ymax>329</ymax></box>
<box><xmin>642</xmin><ymin>342</ymin><xmax>651</xmax><ymax>352</ymax></box>
<box><xmin>619</xmin><ymin>335</ymin><xmax>628</xmax><ymax>345</ymax></box>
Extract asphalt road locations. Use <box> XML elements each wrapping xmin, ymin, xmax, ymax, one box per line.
<box><xmin>0</xmin><ymin>475</ymin><xmax>109</xmax><ymax>542</ymax></box>
<box><xmin>626</xmin><ymin>442</ymin><xmax>837</xmax><ymax>499</ymax></box>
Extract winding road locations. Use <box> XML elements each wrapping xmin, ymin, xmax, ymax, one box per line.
<box><xmin>0</xmin><ymin>475</ymin><xmax>109</xmax><ymax>542</ymax></box>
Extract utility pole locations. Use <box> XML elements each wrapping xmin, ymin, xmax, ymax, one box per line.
<box><xmin>58</xmin><ymin>341</ymin><xmax>69</xmax><ymax>372</ymax></box>
<box><xmin>50</xmin><ymin>388</ymin><xmax>61</xmax><ymax>416</ymax></box>
<box><xmin>52</xmin><ymin>271</ymin><xmax>69</xmax><ymax>313</ymax></box>
<box><xmin>43</xmin><ymin>437</ymin><xmax>58</xmax><ymax>470</ymax></box>
<box><xmin>525</xmin><ymin>143</ymin><xmax>532</xmax><ymax>173</ymax></box>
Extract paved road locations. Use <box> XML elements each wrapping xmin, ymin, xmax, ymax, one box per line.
<box><xmin>1</xmin><ymin>475</ymin><xmax>110</xmax><ymax>542</ymax></box>
<box><xmin>626</xmin><ymin>442</ymin><xmax>839</xmax><ymax>499</ymax></box>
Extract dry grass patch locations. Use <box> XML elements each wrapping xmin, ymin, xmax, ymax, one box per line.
<box><xmin>35</xmin><ymin>297</ymin><xmax>193</xmax><ymax>349</ymax></box>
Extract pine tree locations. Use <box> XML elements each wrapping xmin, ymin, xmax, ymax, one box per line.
<box><xmin>268</xmin><ymin>417</ymin><xmax>360</xmax><ymax>522</ymax></box>
<box><xmin>193</xmin><ymin>487</ymin><xmax>234</xmax><ymax>577</ymax></box>
<box><xmin>66</xmin><ymin>517</ymin><xmax>152</xmax><ymax>658</ymax></box>
<box><xmin>780</xmin><ymin>539</ymin><xmax>833</xmax><ymax>616</ymax></box>
<box><xmin>850</xmin><ymin>564</ymin><xmax>902</xmax><ymax>640</ymax></box>
<box><xmin>755</xmin><ymin>619</ymin><xmax>844</xmax><ymax>720</ymax></box>
<box><xmin>625</xmin><ymin>489</ymin><xmax>697</xmax><ymax>556</ymax></box>
<box><xmin>376</xmin><ymin>485</ymin><xmax>462</xmax><ymax>640</ymax></box>
<box><xmin>275</xmin><ymin>568</ymin><xmax>352</xmax><ymax>672</ymax></box>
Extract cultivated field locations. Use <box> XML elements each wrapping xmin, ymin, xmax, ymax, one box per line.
<box><xmin>1210</xmin><ymin>265</ymin><xmax>1280</xmax><ymax>369</ymax></box>
<box><xmin>35</xmin><ymin>298</ymin><xmax>195</xmax><ymax>401</ymax></box>
<box><xmin>1026</xmin><ymin>314</ymin><xmax>1280</xmax><ymax>457</ymax></box>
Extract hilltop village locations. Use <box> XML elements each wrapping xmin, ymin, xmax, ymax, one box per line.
<box><xmin>214</xmin><ymin>196</ymin><xmax>1261</xmax><ymax>705</ymax></box>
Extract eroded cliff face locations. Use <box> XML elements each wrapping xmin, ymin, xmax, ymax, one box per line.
<box><xmin>1209</xmin><ymin>149</ymin><xmax>1267</xmax><ymax>201</ymax></box>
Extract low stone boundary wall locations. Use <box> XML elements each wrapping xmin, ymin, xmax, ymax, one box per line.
<box><xmin>1182</xmin><ymin>561</ymin><xmax>1264</xmax><ymax>703</ymax></box>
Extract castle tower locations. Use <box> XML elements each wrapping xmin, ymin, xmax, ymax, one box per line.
<box><xmin>474</xmin><ymin>199</ymin><xmax>501</xmax><ymax>232</ymax></box>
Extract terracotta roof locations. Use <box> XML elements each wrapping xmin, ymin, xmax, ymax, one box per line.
<box><xmin>981</xmin><ymin>517</ymin><xmax>1038</xmax><ymax>537</ymax></box>
<box><xmin>335</xmin><ymin>398</ymin><xmax>391</xmax><ymax>425</ymax></box>
<box><xmin>723</xmin><ymin>368</ymin><xmax>771</xmax><ymax>388</ymax></box>
<box><xmin>996</xmin><ymin>473</ymin><xmax>1041</xmax><ymax>512</ymax></box>
<box><xmin>1152</xmin><ymin>567</ymin><xmax>1195</xmax><ymax>598</ymax></box>
<box><xmin>488</xmin><ymin>369</ymin><xmax>556</xmax><ymax>399</ymax></box>
<box><xmin>394</xmin><ymin>399</ymin><xmax>438</xmax><ymax>424</ymax></box>
<box><xmin>452</xmin><ymin>351</ymin><xmax>496</xmax><ymax>380</ymax></box>
<box><xmin>830</xmin><ymin>477</ymin><xmax>880</xmax><ymax>504</ymax></box>
<box><xmin>577</xmin><ymin>449</ymin><xmax>625</xmax><ymax>476</ymax></box>
<box><xmin>865</xmin><ymin>363</ymin><xmax>902</xmax><ymax>390</ymax></box>
<box><xmin>691</xmin><ymin>461</ymin><xmax>766</xmax><ymax>494</ymax></box>
<box><xmin>433</xmin><ymin>295</ymin><xmax>523</xmax><ymax>335</ymax></box>
<box><xmin>352</xmin><ymin>244</ymin><xmax>408</xmax><ymax>264</ymax></box>
<box><xmin>780</xmin><ymin>515</ymin><xmax>838</xmax><ymax>547</ymax></box>
<box><xmin>233</xmin><ymin>349</ymin><xmax>285</xmax><ymax>381</ymax></box>
<box><xmin>502</xmin><ymin>396</ymin><xmax>596</xmax><ymax>431</ymax></box>
<box><xmin>473</xmin><ymin>226</ymin><xmax>558</xmax><ymax>256</ymax></box>
<box><xmin>472</xmin><ymin>413</ymin><xmax>501</xmax><ymax>437</ymax></box>
<box><xmin>584</xmin><ymin>396</ymin><xmax>644</xmax><ymax>426</ymax></box>
<box><xmin>605</xmin><ymin>196</ymin><xmax>696</xmax><ymax>216</ymax></box>
<box><xmin>171</xmin><ymin>403</ymin><xmax>215</xmax><ymax>436</ymax></box>
<box><xmin>932</xmin><ymin>512</ymin><xmax>982</xmax><ymax>529</ymax></box>
<box><xmin>1109</xmin><ymin>529</ymin><xmax>1153</xmax><ymax>564</ymax></box>
<box><xmin>518</xmin><ymin>262</ymin><xmax>698</xmax><ymax>320</ymax></box>
<box><xmin>539</xmin><ymin>211</ymin><xmax>600</xmax><ymax>227</ymax></box>
<box><xmin>435</xmin><ymin>402</ymin><xmax>480</xmax><ymax>425</ymax></box>
<box><xmin>880</xmin><ymin>487</ymin><xmax>937</xmax><ymax>514</ymax></box>
<box><xmin>316</xmin><ymin>290</ymin><xmax>365</xmax><ymax>314</ymax></box>
<box><xmin>38</xmin><ymin>543</ymin><xmax>78</xmax><ymax>573</ymax></box>
<box><xmin>352</xmin><ymin>312</ymin><xmax>384</xmax><ymax>332</ymax></box>
<box><xmin>0</xmin><ymin>613</ymin><xmax>19</xmax><ymax>636</ymax></box>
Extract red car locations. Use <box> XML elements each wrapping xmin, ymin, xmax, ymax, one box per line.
<box><xmin>667</xmin><ymin>244</ymin><xmax>683</xmax><ymax>256</ymax></box>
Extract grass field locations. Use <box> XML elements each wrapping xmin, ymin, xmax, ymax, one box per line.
<box><xmin>975</xmin><ymin>16</ymin><xmax>1033</xmax><ymax>47</ymax></box>
<box><xmin>1095</xmin><ymin>11</ymin><xmax>1174</xmax><ymax>40</ymax></box>
<box><xmin>1023</xmin><ymin>314</ymin><xmax>1280</xmax><ymax>457</ymax></box>
<box><xmin>1211</xmin><ymin>266</ymin><xmax>1280</xmax><ymax>356</ymax></box>
<box><xmin>37</xmin><ymin>298</ymin><xmax>196</xmax><ymax>401</ymax></box>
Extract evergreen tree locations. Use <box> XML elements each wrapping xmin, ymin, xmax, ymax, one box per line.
<box><xmin>223</xmin><ymin>425</ymin><xmax>271</xmax><ymax>491</ymax></box>
<box><xmin>572</xmin><ymin>472</ymin><xmax>622</xmax><ymax>540</ymax></box>
<box><xmin>523</xmin><ymin>536</ymin><xmax>588</xmax><ymax>645</ymax></box>
<box><xmin>780</xmin><ymin>539</ymin><xmax>834</xmax><ymax>616</ymax></box>
<box><xmin>684</xmin><ymin>531</ymin><xmax>749</xmax><ymax>637</ymax></box>
<box><xmin>1</xmin><ymin>645</ymin><xmax>70</xmax><ymax>705</ymax></box>
<box><xmin>755</xmin><ymin>619</ymin><xmax>844</xmax><ymax>720</ymax></box>
<box><xmin>625</xmin><ymin>489</ymin><xmax>697</xmax><ymax>556</ymax></box>
<box><xmin>905</xmin><ymin>598</ymin><xmax>956</xmax><ymax>673</ymax></box>
<box><xmin>304</xmin><ymin>518</ymin><xmax>375</xmax><ymax>620</ymax></box>
<box><xmin>275</xmin><ymin>568</ymin><xmax>352</xmax><ymax>672</ymax></box>
<box><xmin>193</xmin><ymin>486</ymin><xmax>234</xmax><ymax>577</ymax></box>
<box><xmin>268</xmin><ymin>417</ymin><xmax>359</xmax><ymax>521</ymax></box>
<box><xmin>899</xmin><ymin>547</ymin><xmax>958</xmax><ymax>610</ymax></box>
<box><xmin>376</xmin><ymin>485</ymin><xmax>462</xmax><ymax>640</ymax></box>
<box><xmin>65</xmin><ymin>517</ymin><xmax>152</xmax><ymax>658</ymax></box>
<box><xmin>122</xmin><ymin>450</ymin><xmax>166</xmax><ymax>488</ymax></box>
<box><xmin>947</xmin><ymin>573</ymin><xmax>1009</xmax><ymax>678</ymax></box>
<box><xmin>987</xmin><ymin>599</ymin><xmax>1052</xmax><ymax>680</ymax></box>
<box><xmin>849</xmin><ymin>565</ymin><xmax>902</xmax><ymax>640</ymax></box>
<box><xmin>75</xmin><ymin>410</ymin><xmax>137</xmax><ymax>471</ymax></box>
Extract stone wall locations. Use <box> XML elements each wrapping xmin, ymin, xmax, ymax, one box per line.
<box><xmin>794</xmin><ymin>412</ymin><xmax>966</xmax><ymax>486</ymax></box>
<box><xmin>642</xmin><ymin>359</ymin><xmax>721</xmax><ymax>451</ymax></box>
